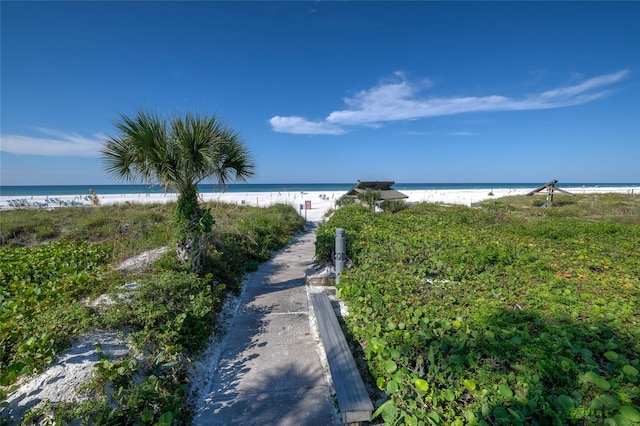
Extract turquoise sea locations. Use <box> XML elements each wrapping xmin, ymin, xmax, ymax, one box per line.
<box><xmin>1</xmin><ymin>183</ymin><xmax>638</xmax><ymax>197</ymax></box>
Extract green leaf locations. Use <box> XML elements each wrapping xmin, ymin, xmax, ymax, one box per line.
<box><xmin>622</xmin><ymin>365</ymin><xmax>639</xmax><ymax>376</ymax></box>
<box><xmin>464</xmin><ymin>409</ymin><xmax>476</xmax><ymax>422</ymax></box>
<box><xmin>583</xmin><ymin>371</ymin><xmax>599</xmax><ymax>383</ymax></box>
<box><xmin>493</xmin><ymin>406</ymin><xmax>509</xmax><ymax>422</ymax></box>
<box><xmin>599</xmin><ymin>394</ymin><xmax>618</xmax><ymax>407</ymax></box>
<box><xmin>481</xmin><ymin>403</ymin><xmax>491</xmax><ymax>417</ymax></box>
<box><xmin>463</xmin><ymin>379</ymin><xmax>476</xmax><ymax>391</ymax></box>
<box><xmin>427</xmin><ymin>411</ymin><xmax>441</xmax><ymax>423</ymax></box>
<box><xmin>372</xmin><ymin>400</ymin><xmax>398</xmax><ymax>423</ymax></box>
<box><xmin>557</xmin><ymin>395</ymin><xmax>575</xmax><ymax>411</ymax></box>
<box><xmin>620</xmin><ymin>406</ymin><xmax>640</xmax><ymax>422</ymax></box>
<box><xmin>613</xmin><ymin>414</ymin><xmax>633</xmax><ymax>426</ymax></box>
<box><xmin>595</xmin><ymin>377</ymin><xmax>611</xmax><ymax>390</ymax></box>
<box><xmin>443</xmin><ymin>388</ymin><xmax>455</xmax><ymax>401</ymax></box>
<box><xmin>386</xmin><ymin>379</ymin><xmax>399</xmax><ymax>394</ymax></box>
<box><xmin>376</xmin><ymin>377</ymin><xmax>385</xmax><ymax>390</ymax></box>
<box><xmin>498</xmin><ymin>384</ymin><xmax>513</xmax><ymax>398</ymax></box>
<box><xmin>591</xmin><ymin>397</ymin><xmax>605</xmax><ymax>410</ymax></box>
<box><xmin>604</xmin><ymin>351</ymin><xmax>619</xmax><ymax>361</ymax></box>
<box><xmin>415</xmin><ymin>378</ymin><xmax>429</xmax><ymax>392</ymax></box>
<box><xmin>581</xmin><ymin>348</ymin><xmax>593</xmax><ymax>358</ymax></box>
<box><xmin>384</xmin><ymin>360</ymin><xmax>398</xmax><ymax>373</ymax></box>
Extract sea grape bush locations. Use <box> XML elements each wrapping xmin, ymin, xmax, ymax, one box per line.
<box><xmin>1</xmin><ymin>202</ymin><xmax>305</xmax><ymax>424</ymax></box>
<box><xmin>0</xmin><ymin>242</ymin><xmax>110</xmax><ymax>391</ymax></box>
<box><xmin>315</xmin><ymin>204</ymin><xmax>375</xmax><ymax>263</ymax></box>
<box><xmin>320</xmin><ymin>203</ymin><xmax>640</xmax><ymax>425</ymax></box>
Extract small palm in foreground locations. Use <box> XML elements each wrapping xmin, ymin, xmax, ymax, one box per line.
<box><xmin>102</xmin><ymin>110</ymin><xmax>255</xmax><ymax>270</ymax></box>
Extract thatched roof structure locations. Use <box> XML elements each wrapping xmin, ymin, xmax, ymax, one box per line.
<box><xmin>342</xmin><ymin>180</ymin><xmax>408</xmax><ymax>201</ymax></box>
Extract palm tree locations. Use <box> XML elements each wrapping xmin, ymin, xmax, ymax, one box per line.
<box><xmin>101</xmin><ymin>110</ymin><xmax>255</xmax><ymax>270</ymax></box>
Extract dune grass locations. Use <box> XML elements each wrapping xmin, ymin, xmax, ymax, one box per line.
<box><xmin>0</xmin><ymin>201</ymin><xmax>305</xmax><ymax>425</ymax></box>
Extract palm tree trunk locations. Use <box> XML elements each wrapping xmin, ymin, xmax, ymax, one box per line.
<box><xmin>176</xmin><ymin>206</ymin><xmax>204</xmax><ymax>271</ymax></box>
<box><xmin>176</xmin><ymin>235</ymin><xmax>202</xmax><ymax>271</ymax></box>
<box><xmin>174</xmin><ymin>186</ymin><xmax>207</xmax><ymax>271</ymax></box>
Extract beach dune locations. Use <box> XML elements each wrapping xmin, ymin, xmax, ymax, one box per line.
<box><xmin>0</xmin><ymin>186</ymin><xmax>636</xmax><ymax>222</ymax></box>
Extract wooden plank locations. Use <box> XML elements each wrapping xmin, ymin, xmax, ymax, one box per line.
<box><xmin>526</xmin><ymin>179</ymin><xmax>558</xmax><ymax>196</ymax></box>
<box><xmin>310</xmin><ymin>292</ymin><xmax>373</xmax><ymax>424</ymax></box>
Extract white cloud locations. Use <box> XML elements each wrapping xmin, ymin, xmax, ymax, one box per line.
<box><xmin>268</xmin><ymin>116</ymin><xmax>346</xmax><ymax>135</ymax></box>
<box><xmin>269</xmin><ymin>70</ymin><xmax>629</xmax><ymax>135</ymax></box>
<box><xmin>0</xmin><ymin>128</ymin><xmax>104</xmax><ymax>157</ymax></box>
<box><xmin>535</xmin><ymin>70</ymin><xmax>628</xmax><ymax>103</ymax></box>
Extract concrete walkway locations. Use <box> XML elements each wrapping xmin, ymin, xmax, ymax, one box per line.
<box><xmin>193</xmin><ymin>224</ymin><xmax>340</xmax><ymax>425</ymax></box>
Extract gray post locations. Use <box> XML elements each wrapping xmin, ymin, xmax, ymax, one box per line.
<box><xmin>335</xmin><ymin>228</ymin><xmax>346</xmax><ymax>283</ymax></box>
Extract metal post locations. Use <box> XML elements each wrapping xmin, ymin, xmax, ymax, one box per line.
<box><xmin>335</xmin><ymin>228</ymin><xmax>346</xmax><ymax>284</ymax></box>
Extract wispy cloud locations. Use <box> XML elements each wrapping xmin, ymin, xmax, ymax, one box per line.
<box><xmin>0</xmin><ymin>128</ymin><xmax>104</xmax><ymax>157</ymax></box>
<box><xmin>270</xmin><ymin>70</ymin><xmax>629</xmax><ymax>135</ymax></box>
<box><xmin>269</xmin><ymin>116</ymin><xmax>347</xmax><ymax>135</ymax></box>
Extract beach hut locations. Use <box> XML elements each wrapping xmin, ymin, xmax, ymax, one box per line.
<box><xmin>342</xmin><ymin>180</ymin><xmax>408</xmax><ymax>201</ymax></box>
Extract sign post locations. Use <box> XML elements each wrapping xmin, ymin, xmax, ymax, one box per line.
<box><xmin>335</xmin><ymin>228</ymin><xmax>346</xmax><ymax>284</ymax></box>
<box><xmin>304</xmin><ymin>200</ymin><xmax>311</xmax><ymax>221</ymax></box>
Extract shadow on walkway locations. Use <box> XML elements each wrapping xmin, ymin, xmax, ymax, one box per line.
<box><xmin>193</xmin><ymin>225</ymin><xmax>339</xmax><ymax>425</ymax></box>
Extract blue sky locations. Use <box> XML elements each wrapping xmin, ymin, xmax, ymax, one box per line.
<box><xmin>1</xmin><ymin>1</ymin><xmax>639</xmax><ymax>185</ymax></box>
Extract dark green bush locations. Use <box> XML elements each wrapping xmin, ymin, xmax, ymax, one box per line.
<box><xmin>322</xmin><ymin>202</ymin><xmax>640</xmax><ymax>425</ymax></box>
<box><xmin>315</xmin><ymin>204</ymin><xmax>374</xmax><ymax>263</ymax></box>
<box><xmin>380</xmin><ymin>199</ymin><xmax>407</xmax><ymax>213</ymax></box>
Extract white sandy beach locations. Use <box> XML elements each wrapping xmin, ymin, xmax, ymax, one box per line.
<box><xmin>0</xmin><ymin>186</ymin><xmax>637</xmax><ymax>222</ymax></box>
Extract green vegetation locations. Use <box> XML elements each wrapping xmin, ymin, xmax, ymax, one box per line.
<box><xmin>477</xmin><ymin>192</ymin><xmax>640</xmax><ymax>225</ymax></box>
<box><xmin>317</xmin><ymin>193</ymin><xmax>639</xmax><ymax>425</ymax></box>
<box><xmin>358</xmin><ymin>189</ymin><xmax>382</xmax><ymax>212</ymax></box>
<box><xmin>0</xmin><ymin>242</ymin><xmax>110</xmax><ymax>387</ymax></box>
<box><xmin>102</xmin><ymin>110</ymin><xmax>255</xmax><ymax>270</ymax></box>
<box><xmin>1</xmin><ymin>201</ymin><xmax>304</xmax><ymax>424</ymax></box>
<box><xmin>0</xmin><ymin>203</ymin><xmax>174</xmax><ymax>258</ymax></box>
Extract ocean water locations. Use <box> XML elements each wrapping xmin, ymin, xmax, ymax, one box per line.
<box><xmin>1</xmin><ymin>183</ymin><xmax>637</xmax><ymax>197</ymax></box>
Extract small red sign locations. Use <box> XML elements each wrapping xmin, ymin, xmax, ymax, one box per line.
<box><xmin>305</xmin><ymin>200</ymin><xmax>311</xmax><ymax>209</ymax></box>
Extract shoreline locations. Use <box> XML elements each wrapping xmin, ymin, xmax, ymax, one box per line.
<box><xmin>1</xmin><ymin>187</ymin><xmax>637</xmax><ymax>222</ymax></box>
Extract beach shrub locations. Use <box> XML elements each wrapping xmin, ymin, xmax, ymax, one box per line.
<box><xmin>0</xmin><ymin>242</ymin><xmax>110</xmax><ymax>392</ymax></box>
<box><xmin>1</xmin><ymin>201</ymin><xmax>304</xmax><ymax>424</ymax></box>
<box><xmin>202</xmin><ymin>203</ymin><xmax>305</xmax><ymax>292</ymax></box>
<box><xmin>315</xmin><ymin>204</ymin><xmax>374</xmax><ymax>263</ymax></box>
<box><xmin>476</xmin><ymin>193</ymin><xmax>640</xmax><ymax>225</ymax></box>
<box><xmin>322</xmin><ymin>202</ymin><xmax>640</xmax><ymax>425</ymax></box>
<box><xmin>335</xmin><ymin>196</ymin><xmax>357</xmax><ymax>208</ymax></box>
<box><xmin>99</xmin><ymin>270</ymin><xmax>217</xmax><ymax>354</ymax></box>
<box><xmin>358</xmin><ymin>189</ymin><xmax>381</xmax><ymax>212</ymax></box>
<box><xmin>0</xmin><ymin>212</ymin><xmax>59</xmax><ymax>247</ymax></box>
<box><xmin>380</xmin><ymin>199</ymin><xmax>407</xmax><ymax>213</ymax></box>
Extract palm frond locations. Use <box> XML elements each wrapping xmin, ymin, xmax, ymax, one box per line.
<box><xmin>102</xmin><ymin>109</ymin><xmax>254</xmax><ymax>196</ymax></box>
